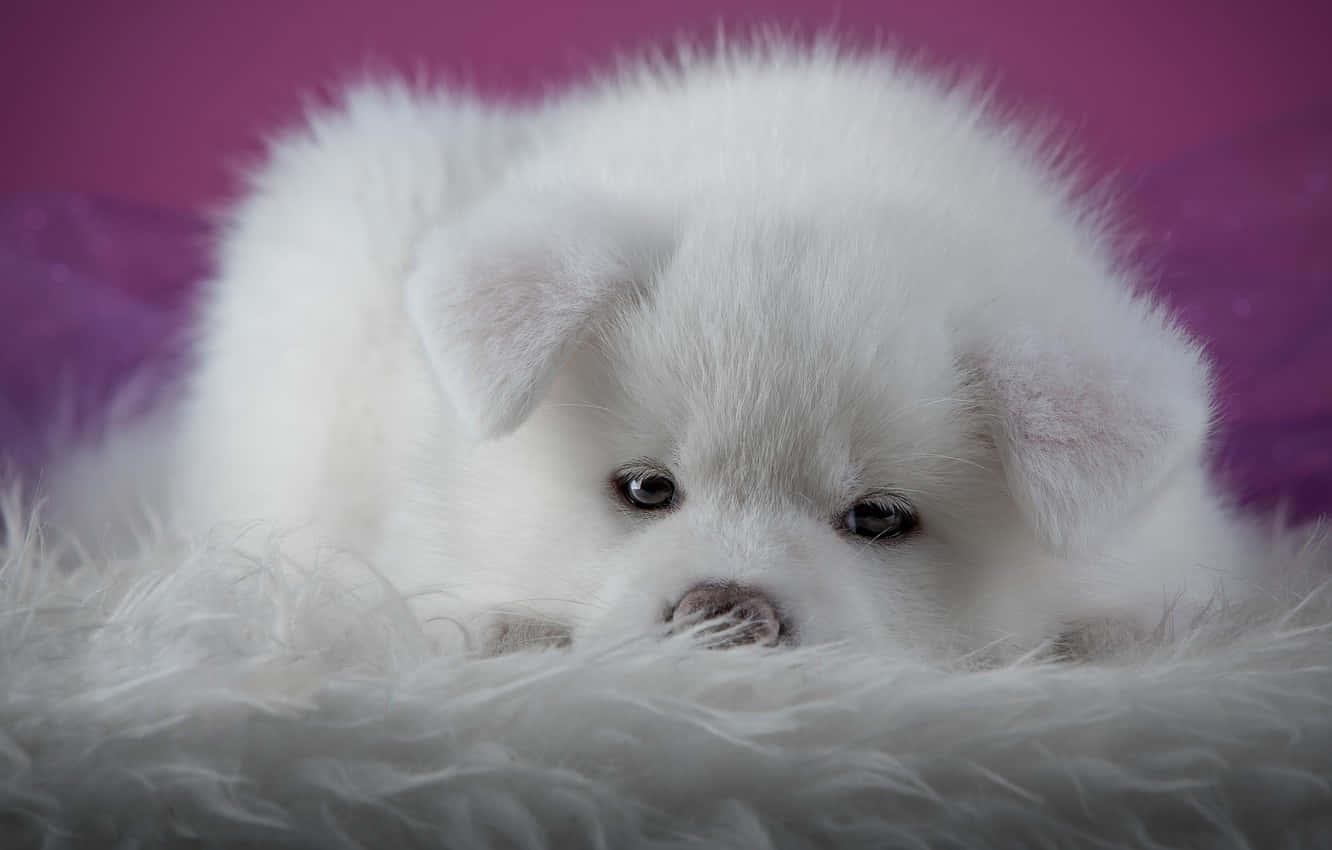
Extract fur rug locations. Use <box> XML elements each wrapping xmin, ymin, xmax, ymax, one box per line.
<box><xmin>2</xmin><ymin>494</ymin><xmax>1330</xmax><ymax>849</ymax></box>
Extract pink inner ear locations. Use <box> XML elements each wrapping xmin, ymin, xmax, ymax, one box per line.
<box><xmin>404</xmin><ymin>191</ymin><xmax>669</xmax><ymax>439</ymax></box>
<box><xmin>451</xmin><ymin>249</ymin><xmax>619</xmax><ymax>435</ymax></box>
<box><xmin>977</xmin><ymin>323</ymin><xmax>1212</xmax><ymax>554</ymax></box>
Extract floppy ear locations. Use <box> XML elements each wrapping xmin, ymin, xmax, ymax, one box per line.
<box><xmin>405</xmin><ymin>192</ymin><xmax>668</xmax><ymax>438</ymax></box>
<box><xmin>966</xmin><ymin>295</ymin><xmax>1214</xmax><ymax>554</ymax></box>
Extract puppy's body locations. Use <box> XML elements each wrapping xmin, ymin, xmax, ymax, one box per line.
<box><xmin>167</xmin><ymin>45</ymin><xmax>1259</xmax><ymax>659</ymax></box>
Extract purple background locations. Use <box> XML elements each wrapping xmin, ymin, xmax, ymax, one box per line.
<box><xmin>1</xmin><ymin>1</ymin><xmax>1330</xmax><ymax>519</ymax></box>
<box><xmin>3</xmin><ymin>0</ymin><xmax>1332</xmax><ymax>213</ymax></box>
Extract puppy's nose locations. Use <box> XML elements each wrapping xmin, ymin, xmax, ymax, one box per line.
<box><xmin>670</xmin><ymin>583</ymin><xmax>783</xmax><ymax>648</ymax></box>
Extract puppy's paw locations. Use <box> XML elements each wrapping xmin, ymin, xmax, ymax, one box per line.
<box><xmin>1050</xmin><ymin>617</ymin><xmax>1152</xmax><ymax>662</ymax></box>
<box><xmin>482</xmin><ymin>614</ymin><xmax>574</xmax><ymax>656</ymax></box>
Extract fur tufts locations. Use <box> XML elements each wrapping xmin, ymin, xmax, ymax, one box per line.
<box><xmin>2</xmin><ymin>498</ymin><xmax>1330</xmax><ymax>846</ymax></box>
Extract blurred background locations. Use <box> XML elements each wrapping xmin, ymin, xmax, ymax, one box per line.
<box><xmin>2</xmin><ymin>0</ymin><xmax>1330</xmax><ymax>516</ymax></box>
<box><xmin>4</xmin><ymin>0</ymin><xmax>1331</xmax><ymax>212</ymax></box>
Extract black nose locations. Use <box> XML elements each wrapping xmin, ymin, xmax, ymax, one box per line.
<box><xmin>669</xmin><ymin>582</ymin><xmax>783</xmax><ymax>648</ymax></box>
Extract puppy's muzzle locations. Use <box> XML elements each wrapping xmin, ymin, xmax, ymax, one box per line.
<box><xmin>669</xmin><ymin>582</ymin><xmax>783</xmax><ymax>648</ymax></box>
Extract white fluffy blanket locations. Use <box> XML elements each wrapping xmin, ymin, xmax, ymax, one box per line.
<box><xmin>3</xmin><ymin>495</ymin><xmax>1330</xmax><ymax>849</ymax></box>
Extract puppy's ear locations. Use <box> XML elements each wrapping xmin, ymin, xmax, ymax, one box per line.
<box><xmin>966</xmin><ymin>294</ymin><xmax>1213</xmax><ymax>554</ymax></box>
<box><xmin>406</xmin><ymin>192</ymin><xmax>669</xmax><ymax>438</ymax></box>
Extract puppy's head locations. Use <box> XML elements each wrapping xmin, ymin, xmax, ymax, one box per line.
<box><xmin>405</xmin><ymin>189</ymin><xmax>1211</xmax><ymax>660</ymax></box>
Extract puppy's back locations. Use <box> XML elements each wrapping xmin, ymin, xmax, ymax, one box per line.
<box><xmin>171</xmin><ymin>85</ymin><xmax>532</xmax><ymax>546</ymax></box>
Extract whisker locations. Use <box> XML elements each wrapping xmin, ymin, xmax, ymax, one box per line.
<box><xmin>895</xmin><ymin>452</ymin><xmax>989</xmax><ymax>473</ymax></box>
<box><xmin>489</xmin><ymin>595</ymin><xmax>609</xmax><ymax>610</ymax></box>
<box><xmin>879</xmin><ymin>396</ymin><xmax>973</xmax><ymax>425</ymax></box>
<box><xmin>544</xmin><ymin>400</ymin><xmax>632</xmax><ymax>428</ymax></box>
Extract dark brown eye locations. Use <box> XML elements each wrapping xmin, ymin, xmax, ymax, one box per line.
<box><xmin>843</xmin><ymin>497</ymin><xmax>917</xmax><ymax>540</ymax></box>
<box><xmin>618</xmin><ymin>471</ymin><xmax>676</xmax><ymax>510</ymax></box>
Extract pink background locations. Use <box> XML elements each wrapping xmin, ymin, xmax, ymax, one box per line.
<box><xmin>3</xmin><ymin>0</ymin><xmax>1332</xmax><ymax>214</ymax></box>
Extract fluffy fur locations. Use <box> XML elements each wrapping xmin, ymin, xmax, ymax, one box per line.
<box><xmin>3</xmin><ymin>497</ymin><xmax>1331</xmax><ymax>847</ymax></box>
<box><xmin>12</xmin><ymin>39</ymin><xmax>1332</xmax><ymax>848</ymax></box>
<box><xmin>117</xmin><ymin>40</ymin><xmax>1286</xmax><ymax>660</ymax></box>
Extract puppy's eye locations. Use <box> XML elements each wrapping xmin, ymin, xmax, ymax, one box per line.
<box><xmin>843</xmin><ymin>497</ymin><xmax>917</xmax><ymax>540</ymax></box>
<box><xmin>617</xmin><ymin>471</ymin><xmax>676</xmax><ymax>510</ymax></box>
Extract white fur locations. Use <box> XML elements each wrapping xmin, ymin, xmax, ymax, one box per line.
<box><xmin>125</xmin><ymin>42</ymin><xmax>1280</xmax><ymax>658</ymax></box>
<box><xmin>3</xmin><ymin>497</ymin><xmax>1331</xmax><ymax>847</ymax></box>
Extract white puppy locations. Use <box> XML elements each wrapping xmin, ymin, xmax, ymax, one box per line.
<box><xmin>167</xmin><ymin>43</ymin><xmax>1260</xmax><ymax>660</ymax></box>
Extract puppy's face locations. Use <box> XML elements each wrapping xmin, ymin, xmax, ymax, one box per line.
<box><xmin>403</xmin><ymin>194</ymin><xmax>1210</xmax><ymax>659</ymax></box>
